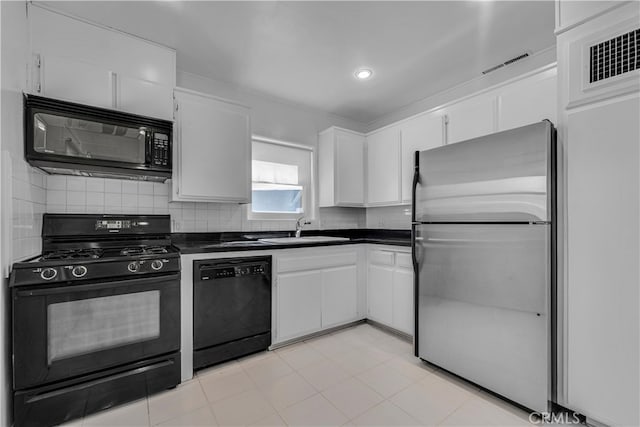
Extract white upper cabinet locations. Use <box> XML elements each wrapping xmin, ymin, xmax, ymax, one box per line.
<box><xmin>318</xmin><ymin>127</ymin><xmax>365</xmax><ymax>207</ymax></box>
<box><xmin>366</xmin><ymin>125</ymin><xmax>402</xmax><ymax>205</ymax></box>
<box><xmin>399</xmin><ymin>113</ymin><xmax>444</xmax><ymax>203</ymax></box>
<box><xmin>498</xmin><ymin>69</ymin><xmax>557</xmax><ymax>131</ymax></box>
<box><xmin>443</xmin><ymin>95</ymin><xmax>497</xmax><ymax>144</ymax></box>
<box><xmin>324</xmin><ymin>67</ymin><xmax>557</xmax><ymax>208</ymax></box>
<box><xmin>117</xmin><ymin>75</ymin><xmax>175</xmax><ymax>121</ymax></box>
<box><xmin>39</xmin><ymin>56</ymin><xmax>114</xmax><ymax>109</ymax></box>
<box><xmin>172</xmin><ymin>88</ymin><xmax>251</xmax><ymax>203</ymax></box>
<box><xmin>29</xmin><ymin>5</ymin><xmax>175</xmax><ymax>120</ymax></box>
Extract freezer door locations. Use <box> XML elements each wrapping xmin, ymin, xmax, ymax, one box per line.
<box><xmin>415</xmin><ymin>223</ymin><xmax>550</xmax><ymax>412</ymax></box>
<box><xmin>415</xmin><ymin>121</ymin><xmax>553</xmax><ymax>222</ymax></box>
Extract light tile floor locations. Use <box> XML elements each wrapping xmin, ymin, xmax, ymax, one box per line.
<box><xmin>70</xmin><ymin>323</ymin><xmax>536</xmax><ymax>427</ymax></box>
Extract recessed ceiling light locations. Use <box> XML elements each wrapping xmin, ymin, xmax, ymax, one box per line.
<box><xmin>355</xmin><ymin>69</ymin><xmax>373</xmax><ymax>80</ymax></box>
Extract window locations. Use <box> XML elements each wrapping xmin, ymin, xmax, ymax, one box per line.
<box><xmin>249</xmin><ymin>137</ymin><xmax>314</xmax><ymax>220</ymax></box>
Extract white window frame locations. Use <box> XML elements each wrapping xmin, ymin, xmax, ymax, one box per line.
<box><xmin>247</xmin><ymin>135</ymin><xmax>316</xmax><ymax>222</ymax></box>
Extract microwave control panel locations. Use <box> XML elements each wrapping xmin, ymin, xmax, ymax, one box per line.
<box><xmin>152</xmin><ymin>133</ymin><xmax>170</xmax><ymax>167</ymax></box>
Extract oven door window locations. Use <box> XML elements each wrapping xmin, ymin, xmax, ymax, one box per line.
<box><xmin>48</xmin><ymin>290</ymin><xmax>160</xmax><ymax>363</ymax></box>
<box><xmin>33</xmin><ymin>112</ymin><xmax>145</xmax><ymax>164</ymax></box>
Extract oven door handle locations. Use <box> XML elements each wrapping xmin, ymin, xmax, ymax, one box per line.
<box><xmin>15</xmin><ymin>273</ymin><xmax>180</xmax><ymax>297</ymax></box>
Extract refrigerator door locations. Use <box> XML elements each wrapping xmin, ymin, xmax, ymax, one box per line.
<box><xmin>414</xmin><ymin>223</ymin><xmax>550</xmax><ymax>412</ymax></box>
<box><xmin>415</xmin><ymin>121</ymin><xmax>553</xmax><ymax>223</ymax></box>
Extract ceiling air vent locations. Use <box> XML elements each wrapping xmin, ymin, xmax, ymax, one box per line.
<box><xmin>590</xmin><ymin>28</ymin><xmax>639</xmax><ymax>83</ymax></box>
<box><xmin>482</xmin><ymin>52</ymin><xmax>530</xmax><ymax>75</ymax></box>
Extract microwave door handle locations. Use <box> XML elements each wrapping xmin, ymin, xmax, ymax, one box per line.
<box><xmin>145</xmin><ymin>130</ymin><xmax>152</xmax><ymax>165</ymax></box>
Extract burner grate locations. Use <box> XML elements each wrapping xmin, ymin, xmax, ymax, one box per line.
<box><xmin>42</xmin><ymin>249</ymin><xmax>104</xmax><ymax>261</ymax></box>
<box><xmin>120</xmin><ymin>246</ymin><xmax>169</xmax><ymax>256</ymax></box>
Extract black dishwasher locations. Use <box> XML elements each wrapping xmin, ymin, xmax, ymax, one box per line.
<box><xmin>193</xmin><ymin>256</ymin><xmax>272</xmax><ymax>370</ymax></box>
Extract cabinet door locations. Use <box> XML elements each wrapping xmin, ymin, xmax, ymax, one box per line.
<box><xmin>277</xmin><ymin>271</ymin><xmax>322</xmax><ymax>341</ymax></box>
<box><xmin>566</xmin><ymin>96</ymin><xmax>639</xmax><ymax>426</ymax></box>
<box><xmin>367</xmin><ymin>126</ymin><xmax>401</xmax><ymax>205</ymax></box>
<box><xmin>400</xmin><ymin>113</ymin><xmax>443</xmax><ymax>202</ymax></box>
<box><xmin>322</xmin><ymin>265</ymin><xmax>358</xmax><ymax>327</ymax></box>
<box><xmin>174</xmin><ymin>89</ymin><xmax>250</xmax><ymax>202</ymax></box>
<box><xmin>367</xmin><ymin>264</ymin><xmax>393</xmax><ymax>326</ymax></box>
<box><xmin>392</xmin><ymin>269</ymin><xmax>414</xmax><ymax>335</ymax></box>
<box><xmin>118</xmin><ymin>75</ymin><xmax>174</xmax><ymax>121</ymax></box>
<box><xmin>40</xmin><ymin>55</ymin><xmax>113</xmax><ymax>109</ymax></box>
<box><xmin>445</xmin><ymin>96</ymin><xmax>496</xmax><ymax>144</ymax></box>
<box><xmin>335</xmin><ymin>131</ymin><xmax>365</xmax><ymax>205</ymax></box>
<box><xmin>498</xmin><ymin>72</ymin><xmax>557</xmax><ymax>131</ymax></box>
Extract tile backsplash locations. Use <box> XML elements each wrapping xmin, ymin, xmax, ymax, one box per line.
<box><xmin>46</xmin><ymin>175</ymin><xmax>169</xmax><ymax>216</ymax></box>
<box><xmin>8</xmin><ymin>157</ymin><xmax>47</xmax><ymax>262</ymax></box>
<box><xmin>365</xmin><ymin>205</ymin><xmax>412</xmax><ymax>230</ymax></box>
<box><xmin>45</xmin><ymin>175</ymin><xmax>366</xmax><ymax>232</ymax></box>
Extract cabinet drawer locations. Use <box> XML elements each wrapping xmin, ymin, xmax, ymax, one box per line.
<box><xmin>396</xmin><ymin>253</ymin><xmax>413</xmax><ymax>269</ymax></box>
<box><xmin>369</xmin><ymin>250</ymin><xmax>395</xmax><ymax>266</ymax></box>
<box><xmin>278</xmin><ymin>252</ymin><xmax>358</xmax><ymax>273</ymax></box>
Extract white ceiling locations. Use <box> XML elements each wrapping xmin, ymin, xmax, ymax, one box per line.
<box><xmin>39</xmin><ymin>1</ymin><xmax>556</xmax><ymax>124</ymax></box>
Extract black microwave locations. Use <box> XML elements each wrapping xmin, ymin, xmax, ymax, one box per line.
<box><xmin>24</xmin><ymin>94</ymin><xmax>173</xmax><ymax>182</ymax></box>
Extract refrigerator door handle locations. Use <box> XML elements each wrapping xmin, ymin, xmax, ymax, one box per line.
<box><xmin>411</xmin><ymin>150</ymin><xmax>421</xmax><ymax>273</ymax></box>
<box><xmin>411</xmin><ymin>150</ymin><xmax>420</xmax><ymax>224</ymax></box>
<box><xmin>411</xmin><ymin>150</ymin><xmax>421</xmax><ymax>357</ymax></box>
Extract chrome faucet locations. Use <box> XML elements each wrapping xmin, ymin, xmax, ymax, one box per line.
<box><xmin>295</xmin><ymin>217</ymin><xmax>311</xmax><ymax>238</ymax></box>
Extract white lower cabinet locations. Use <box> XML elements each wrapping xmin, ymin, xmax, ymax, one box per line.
<box><xmin>367</xmin><ymin>264</ymin><xmax>394</xmax><ymax>325</ymax></box>
<box><xmin>367</xmin><ymin>247</ymin><xmax>414</xmax><ymax>335</ymax></box>
<box><xmin>277</xmin><ymin>270</ymin><xmax>322</xmax><ymax>340</ymax></box>
<box><xmin>392</xmin><ymin>268</ymin><xmax>414</xmax><ymax>335</ymax></box>
<box><xmin>275</xmin><ymin>248</ymin><xmax>363</xmax><ymax>343</ymax></box>
<box><xmin>321</xmin><ymin>265</ymin><xmax>358</xmax><ymax>328</ymax></box>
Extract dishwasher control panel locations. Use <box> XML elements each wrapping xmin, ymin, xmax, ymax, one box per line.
<box><xmin>200</xmin><ymin>263</ymin><xmax>267</xmax><ymax>280</ymax></box>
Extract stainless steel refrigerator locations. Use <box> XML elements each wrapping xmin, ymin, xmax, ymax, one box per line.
<box><xmin>411</xmin><ymin>121</ymin><xmax>556</xmax><ymax>412</ymax></box>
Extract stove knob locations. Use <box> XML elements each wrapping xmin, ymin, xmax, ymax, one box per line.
<box><xmin>72</xmin><ymin>265</ymin><xmax>87</xmax><ymax>278</ymax></box>
<box><xmin>40</xmin><ymin>268</ymin><xmax>57</xmax><ymax>281</ymax></box>
<box><xmin>151</xmin><ymin>260</ymin><xmax>164</xmax><ymax>271</ymax></box>
<box><xmin>128</xmin><ymin>261</ymin><xmax>140</xmax><ymax>273</ymax></box>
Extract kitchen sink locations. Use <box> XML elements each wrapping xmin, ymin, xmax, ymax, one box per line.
<box><xmin>258</xmin><ymin>236</ymin><xmax>350</xmax><ymax>244</ymax></box>
<box><xmin>218</xmin><ymin>240</ymin><xmax>270</xmax><ymax>247</ymax></box>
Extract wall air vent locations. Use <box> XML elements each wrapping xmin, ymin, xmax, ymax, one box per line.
<box><xmin>482</xmin><ymin>52</ymin><xmax>530</xmax><ymax>75</ymax></box>
<box><xmin>590</xmin><ymin>28</ymin><xmax>639</xmax><ymax>83</ymax></box>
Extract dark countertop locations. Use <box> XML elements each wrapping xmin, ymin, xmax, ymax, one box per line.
<box><xmin>172</xmin><ymin>229</ymin><xmax>410</xmax><ymax>254</ymax></box>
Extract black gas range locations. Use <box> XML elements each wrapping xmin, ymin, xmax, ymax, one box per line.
<box><xmin>11</xmin><ymin>214</ymin><xmax>180</xmax><ymax>286</ymax></box>
<box><xmin>10</xmin><ymin>214</ymin><xmax>181</xmax><ymax>427</ymax></box>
